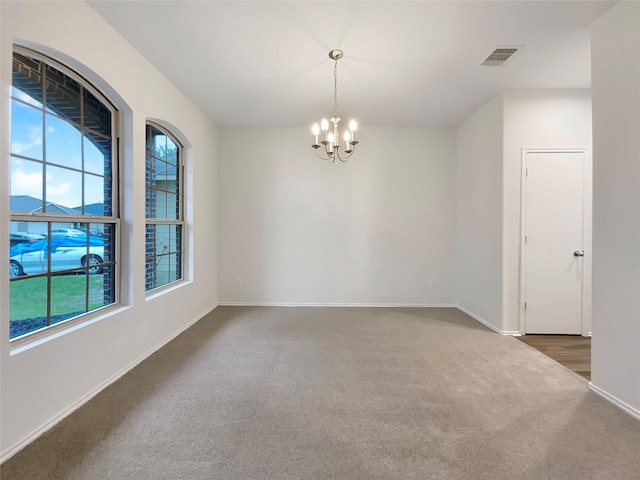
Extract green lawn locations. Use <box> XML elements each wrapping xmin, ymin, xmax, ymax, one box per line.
<box><xmin>10</xmin><ymin>274</ymin><xmax>108</xmax><ymax>337</ymax></box>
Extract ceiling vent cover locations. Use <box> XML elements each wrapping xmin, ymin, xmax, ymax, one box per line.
<box><xmin>482</xmin><ymin>48</ymin><xmax>519</xmax><ymax>67</ymax></box>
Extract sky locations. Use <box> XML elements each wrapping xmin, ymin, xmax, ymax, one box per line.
<box><xmin>10</xmin><ymin>87</ymin><xmax>108</xmax><ymax>209</ymax></box>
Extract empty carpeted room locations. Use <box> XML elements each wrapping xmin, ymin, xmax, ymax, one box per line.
<box><xmin>1</xmin><ymin>1</ymin><xmax>639</xmax><ymax>479</ymax></box>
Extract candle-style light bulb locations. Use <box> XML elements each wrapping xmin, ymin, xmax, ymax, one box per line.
<box><xmin>343</xmin><ymin>130</ymin><xmax>351</xmax><ymax>147</ymax></box>
<box><xmin>349</xmin><ymin>119</ymin><xmax>357</xmax><ymax>143</ymax></box>
<box><xmin>321</xmin><ymin>119</ymin><xmax>329</xmax><ymax>131</ymax></box>
<box><xmin>312</xmin><ymin>123</ymin><xmax>320</xmax><ymax>145</ymax></box>
<box><xmin>327</xmin><ymin>132</ymin><xmax>334</xmax><ymax>152</ymax></box>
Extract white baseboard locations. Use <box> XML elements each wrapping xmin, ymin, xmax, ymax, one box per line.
<box><xmin>218</xmin><ymin>304</ymin><xmax>519</xmax><ymax>338</ymax></box>
<box><xmin>589</xmin><ymin>383</ymin><xmax>640</xmax><ymax>422</ymax></box>
<box><xmin>0</xmin><ymin>304</ymin><xmax>218</xmax><ymax>464</ymax></box>
<box><xmin>218</xmin><ymin>302</ymin><xmax>457</xmax><ymax>308</ymax></box>
<box><xmin>455</xmin><ymin>305</ymin><xmax>520</xmax><ymax>336</ymax></box>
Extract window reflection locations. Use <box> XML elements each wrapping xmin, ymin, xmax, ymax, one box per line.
<box><xmin>46</xmin><ymin>114</ymin><xmax>82</xmax><ymax>169</ymax></box>
<box><xmin>11</xmin><ymin>100</ymin><xmax>43</xmax><ymax>161</ymax></box>
<box><xmin>9</xmin><ymin>49</ymin><xmax>117</xmax><ymax>339</ymax></box>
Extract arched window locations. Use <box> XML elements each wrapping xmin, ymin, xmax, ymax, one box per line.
<box><xmin>145</xmin><ymin>123</ymin><xmax>184</xmax><ymax>291</ymax></box>
<box><xmin>9</xmin><ymin>47</ymin><xmax>119</xmax><ymax>339</ymax></box>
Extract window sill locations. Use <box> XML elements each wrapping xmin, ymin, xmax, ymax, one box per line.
<box><xmin>145</xmin><ymin>278</ymin><xmax>191</xmax><ymax>302</ymax></box>
<box><xmin>9</xmin><ymin>304</ymin><xmax>132</xmax><ymax>356</ymax></box>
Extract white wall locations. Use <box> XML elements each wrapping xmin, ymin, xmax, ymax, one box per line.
<box><xmin>456</xmin><ymin>91</ymin><xmax>592</xmax><ymax>334</ymax></box>
<box><xmin>502</xmin><ymin>90</ymin><xmax>593</xmax><ymax>333</ymax></box>
<box><xmin>455</xmin><ymin>95</ymin><xmax>504</xmax><ymax>330</ymax></box>
<box><xmin>218</xmin><ymin>127</ymin><xmax>456</xmax><ymax>305</ymax></box>
<box><xmin>0</xmin><ymin>1</ymin><xmax>218</xmax><ymax>459</ymax></box>
<box><xmin>590</xmin><ymin>1</ymin><xmax>640</xmax><ymax>416</ymax></box>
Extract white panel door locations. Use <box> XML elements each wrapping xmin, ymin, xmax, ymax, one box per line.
<box><xmin>524</xmin><ymin>151</ymin><xmax>585</xmax><ymax>334</ymax></box>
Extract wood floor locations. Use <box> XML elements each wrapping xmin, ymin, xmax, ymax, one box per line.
<box><xmin>517</xmin><ymin>335</ymin><xmax>591</xmax><ymax>380</ymax></box>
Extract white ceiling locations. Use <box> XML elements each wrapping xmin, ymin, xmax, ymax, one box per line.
<box><xmin>89</xmin><ymin>0</ymin><xmax>615</xmax><ymax>127</ymax></box>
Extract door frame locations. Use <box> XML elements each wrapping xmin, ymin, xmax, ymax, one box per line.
<box><xmin>519</xmin><ymin>147</ymin><xmax>592</xmax><ymax>336</ymax></box>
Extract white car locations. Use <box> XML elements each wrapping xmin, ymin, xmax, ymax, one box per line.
<box><xmin>9</xmin><ymin>237</ymin><xmax>104</xmax><ymax>278</ymax></box>
<box><xmin>50</xmin><ymin>228</ymin><xmax>87</xmax><ymax>236</ymax></box>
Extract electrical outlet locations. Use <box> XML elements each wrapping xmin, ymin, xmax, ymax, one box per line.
<box><xmin>235</xmin><ymin>277</ymin><xmax>242</xmax><ymax>287</ymax></box>
<box><xmin>429</xmin><ymin>279</ymin><xmax>436</xmax><ymax>288</ymax></box>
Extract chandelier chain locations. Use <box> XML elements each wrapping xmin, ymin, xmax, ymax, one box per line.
<box><xmin>333</xmin><ymin>58</ymin><xmax>338</xmax><ymax>120</ymax></box>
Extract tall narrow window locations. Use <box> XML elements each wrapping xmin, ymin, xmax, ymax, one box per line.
<box><xmin>145</xmin><ymin>123</ymin><xmax>183</xmax><ymax>291</ymax></box>
<box><xmin>9</xmin><ymin>47</ymin><xmax>118</xmax><ymax>340</ymax></box>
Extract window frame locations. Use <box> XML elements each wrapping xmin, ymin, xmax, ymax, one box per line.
<box><xmin>144</xmin><ymin>121</ymin><xmax>185</xmax><ymax>293</ymax></box>
<box><xmin>9</xmin><ymin>46</ymin><xmax>120</xmax><ymax>341</ymax></box>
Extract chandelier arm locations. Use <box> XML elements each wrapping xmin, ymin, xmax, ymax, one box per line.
<box><xmin>336</xmin><ymin>147</ymin><xmax>355</xmax><ymax>162</ymax></box>
<box><xmin>314</xmin><ymin>149</ymin><xmax>330</xmax><ymax>161</ymax></box>
<box><xmin>314</xmin><ymin>144</ymin><xmax>336</xmax><ymax>161</ymax></box>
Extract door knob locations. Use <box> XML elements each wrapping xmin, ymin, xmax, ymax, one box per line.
<box><xmin>573</xmin><ymin>250</ymin><xmax>584</xmax><ymax>257</ymax></box>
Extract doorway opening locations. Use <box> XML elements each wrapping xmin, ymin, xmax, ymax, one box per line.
<box><xmin>518</xmin><ymin>148</ymin><xmax>592</xmax><ymax>381</ymax></box>
<box><xmin>519</xmin><ymin>148</ymin><xmax>592</xmax><ymax>336</ymax></box>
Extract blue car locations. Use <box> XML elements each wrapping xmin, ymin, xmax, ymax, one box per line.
<box><xmin>9</xmin><ymin>236</ymin><xmax>105</xmax><ymax>278</ymax></box>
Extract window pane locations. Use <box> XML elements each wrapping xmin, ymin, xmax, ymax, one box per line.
<box><xmin>145</xmin><ymin>224</ymin><xmax>155</xmax><ymax>256</ymax></box>
<box><xmin>145</xmin><ymin>258</ymin><xmax>155</xmax><ymax>290</ymax></box>
<box><xmin>85</xmin><ymin>239</ymin><xmax>106</xmax><ymax>275</ymax></box>
<box><xmin>156</xmin><ymin>224</ymin><xmax>169</xmax><ymax>255</ymax></box>
<box><xmin>167</xmin><ymin>166</ymin><xmax>178</xmax><ymax>206</ymax></box>
<box><xmin>102</xmin><ymin>178</ymin><xmax>113</xmax><ymax>217</ymax></box>
<box><xmin>10</xmin><ymin>157</ymin><xmax>43</xmax><ymax>211</ymax></box>
<box><xmin>12</xmin><ymin>86</ymin><xmax>43</xmax><ymax>109</ymax></box>
<box><xmin>154</xmin><ymin>191</ymin><xmax>167</xmax><ymax>219</ymax></box>
<box><xmin>11</xmin><ymin>99</ymin><xmax>43</xmax><ymax>160</ymax></box>
<box><xmin>167</xmin><ymin>137</ymin><xmax>178</xmax><ymax>165</ymax></box>
<box><xmin>12</xmin><ymin>52</ymin><xmax>44</xmax><ymax>108</ymax></box>
<box><xmin>99</xmin><ymin>224</ymin><xmax>116</xmax><ymax>263</ymax></box>
<box><xmin>148</xmin><ymin>127</ymin><xmax>167</xmax><ymax>160</ymax></box>
<box><xmin>50</xmin><ymin>273</ymin><xmax>88</xmax><ymax>323</ymax></box>
<box><xmin>145</xmin><ymin>183</ymin><xmax>152</xmax><ymax>218</ymax></box>
<box><xmin>9</xmin><ymin>276</ymin><xmax>48</xmax><ymax>339</ymax></box>
<box><xmin>10</xmin><ymin>220</ymin><xmax>48</xmax><ymax>278</ymax></box>
<box><xmin>10</xmin><ymin>220</ymin><xmax>47</xmax><ymax>246</ymax></box>
<box><xmin>84</xmin><ymin>174</ymin><xmax>106</xmax><ymax>213</ymax></box>
<box><xmin>90</xmin><ymin>265</ymin><xmax>115</xmax><ymax>312</ymax></box>
<box><xmin>166</xmin><ymin>192</ymin><xmax>178</xmax><ymax>220</ymax></box>
<box><xmin>155</xmin><ymin>254</ymin><xmax>170</xmax><ymax>289</ymax></box>
<box><xmin>84</xmin><ymin>134</ymin><xmax>108</xmax><ymax>175</ymax></box>
<box><xmin>46</xmin><ymin>114</ymin><xmax>82</xmax><ymax>169</ymax></box>
<box><xmin>48</xmin><ymin>234</ymin><xmax>88</xmax><ymax>274</ymax></box>
<box><xmin>174</xmin><ymin>224</ymin><xmax>183</xmax><ymax>253</ymax></box>
<box><xmin>153</xmin><ymin>158</ymin><xmax>167</xmax><ymax>186</ymax></box>
<box><xmin>145</xmin><ymin>125</ymin><xmax>156</xmax><ymax>155</ymax></box>
<box><xmin>166</xmin><ymin>224</ymin><xmax>175</xmax><ymax>250</ymax></box>
<box><xmin>145</xmin><ymin>155</ymin><xmax>153</xmax><ymax>182</ymax></box>
<box><xmin>45</xmin><ymin>165</ymin><xmax>82</xmax><ymax>212</ymax></box>
<box><xmin>145</xmin><ymin>224</ymin><xmax>155</xmax><ymax>291</ymax></box>
<box><xmin>169</xmin><ymin>253</ymin><xmax>181</xmax><ymax>282</ymax></box>
<box><xmin>45</xmin><ymin>64</ymin><xmax>81</xmax><ymax>124</ymax></box>
<box><xmin>83</xmin><ymin>88</ymin><xmax>111</xmax><ymax>137</ymax></box>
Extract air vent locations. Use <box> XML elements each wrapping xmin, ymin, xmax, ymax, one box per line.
<box><xmin>482</xmin><ymin>48</ymin><xmax>519</xmax><ymax>67</ymax></box>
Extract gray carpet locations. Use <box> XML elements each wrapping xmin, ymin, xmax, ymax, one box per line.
<box><xmin>2</xmin><ymin>306</ymin><xmax>639</xmax><ymax>479</ymax></box>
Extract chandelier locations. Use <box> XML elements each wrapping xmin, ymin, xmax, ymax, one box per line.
<box><xmin>311</xmin><ymin>49</ymin><xmax>358</xmax><ymax>162</ymax></box>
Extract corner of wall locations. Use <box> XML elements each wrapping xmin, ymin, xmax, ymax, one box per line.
<box><xmin>454</xmin><ymin>94</ymin><xmax>505</xmax><ymax>332</ymax></box>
